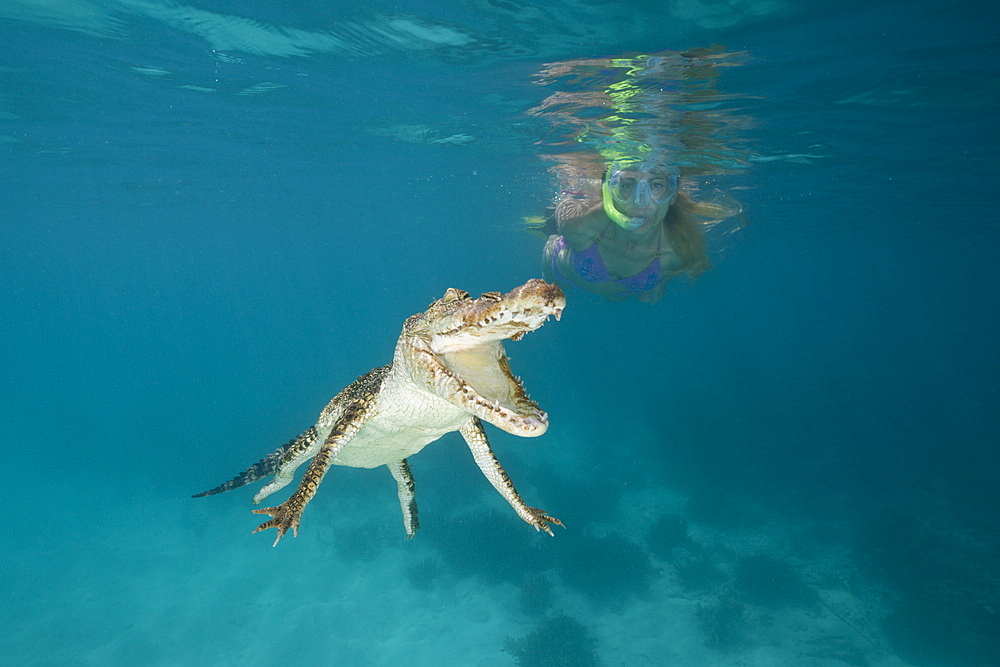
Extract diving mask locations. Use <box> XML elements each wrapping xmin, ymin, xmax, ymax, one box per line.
<box><xmin>607</xmin><ymin>166</ymin><xmax>679</xmax><ymax>207</ymax></box>
<box><xmin>602</xmin><ymin>163</ymin><xmax>680</xmax><ymax>230</ymax></box>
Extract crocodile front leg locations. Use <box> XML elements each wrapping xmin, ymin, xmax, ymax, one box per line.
<box><xmin>459</xmin><ymin>417</ymin><xmax>562</xmax><ymax>535</ymax></box>
<box><xmin>252</xmin><ymin>399</ymin><xmax>376</xmax><ymax>546</ymax></box>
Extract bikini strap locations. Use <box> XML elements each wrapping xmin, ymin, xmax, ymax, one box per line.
<box><xmin>596</xmin><ymin>220</ymin><xmax>615</xmax><ymax>243</ymax></box>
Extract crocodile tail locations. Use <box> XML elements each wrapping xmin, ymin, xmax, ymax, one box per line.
<box><xmin>191</xmin><ymin>426</ymin><xmax>318</xmax><ymax>498</ymax></box>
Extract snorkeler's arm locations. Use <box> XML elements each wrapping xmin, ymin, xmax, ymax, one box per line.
<box><xmin>638</xmin><ymin>277</ymin><xmax>669</xmax><ymax>304</ymax></box>
<box><xmin>555</xmin><ymin>197</ymin><xmax>602</xmax><ymax>223</ymax></box>
<box><xmin>555</xmin><ymin>197</ymin><xmax>606</xmax><ymax>249</ymax></box>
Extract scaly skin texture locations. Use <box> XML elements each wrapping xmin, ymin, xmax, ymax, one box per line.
<box><xmin>194</xmin><ymin>279</ymin><xmax>566</xmax><ymax>546</ymax></box>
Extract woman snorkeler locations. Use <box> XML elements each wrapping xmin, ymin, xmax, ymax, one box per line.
<box><xmin>529</xmin><ymin>47</ymin><xmax>748</xmax><ymax>304</ymax></box>
<box><xmin>542</xmin><ymin>157</ymin><xmax>736</xmax><ymax>304</ymax></box>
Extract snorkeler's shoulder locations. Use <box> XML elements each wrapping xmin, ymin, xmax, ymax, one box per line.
<box><xmin>557</xmin><ymin>199</ymin><xmax>606</xmax><ymax>246</ymax></box>
<box><xmin>555</xmin><ymin>197</ymin><xmax>603</xmax><ymax>225</ymax></box>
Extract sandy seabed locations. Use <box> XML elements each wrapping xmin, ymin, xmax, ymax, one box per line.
<box><xmin>2</xmin><ymin>477</ymin><xmax>910</xmax><ymax>667</ymax></box>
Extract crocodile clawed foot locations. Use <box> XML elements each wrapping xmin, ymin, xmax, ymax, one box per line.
<box><xmin>525</xmin><ymin>507</ymin><xmax>563</xmax><ymax>536</ymax></box>
<box><xmin>252</xmin><ymin>503</ymin><xmax>302</xmax><ymax>547</ymax></box>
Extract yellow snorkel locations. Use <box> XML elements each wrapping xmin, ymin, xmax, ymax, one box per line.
<box><xmin>602</xmin><ymin>177</ymin><xmax>646</xmax><ymax>230</ymax></box>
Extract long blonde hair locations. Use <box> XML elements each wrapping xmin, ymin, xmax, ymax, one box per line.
<box><xmin>664</xmin><ymin>189</ymin><xmax>741</xmax><ymax>280</ymax></box>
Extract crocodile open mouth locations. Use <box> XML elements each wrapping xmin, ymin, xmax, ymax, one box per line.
<box><xmin>416</xmin><ymin>280</ymin><xmax>564</xmax><ymax>432</ymax></box>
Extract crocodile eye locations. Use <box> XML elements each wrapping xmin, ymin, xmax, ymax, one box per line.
<box><xmin>438</xmin><ymin>288</ymin><xmax>469</xmax><ymax>304</ymax></box>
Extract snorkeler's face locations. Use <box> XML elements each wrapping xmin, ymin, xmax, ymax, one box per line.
<box><xmin>608</xmin><ymin>168</ymin><xmax>678</xmax><ymax>215</ymax></box>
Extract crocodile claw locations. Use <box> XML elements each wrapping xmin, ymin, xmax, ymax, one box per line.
<box><xmin>251</xmin><ymin>504</ymin><xmax>301</xmax><ymax>547</ymax></box>
<box><xmin>526</xmin><ymin>507</ymin><xmax>564</xmax><ymax>536</ymax></box>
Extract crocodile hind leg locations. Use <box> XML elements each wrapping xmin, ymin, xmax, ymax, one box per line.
<box><xmin>459</xmin><ymin>417</ymin><xmax>562</xmax><ymax>536</ymax></box>
<box><xmin>251</xmin><ymin>428</ymin><xmax>323</xmax><ymax>505</ymax></box>
<box><xmin>387</xmin><ymin>459</ymin><xmax>419</xmax><ymax>539</ymax></box>
<box><xmin>253</xmin><ymin>398</ymin><xmax>377</xmax><ymax>546</ymax></box>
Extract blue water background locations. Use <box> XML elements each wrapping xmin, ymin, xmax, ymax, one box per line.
<box><xmin>2</xmin><ymin>0</ymin><xmax>998</xmax><ymax>664</ymax></box>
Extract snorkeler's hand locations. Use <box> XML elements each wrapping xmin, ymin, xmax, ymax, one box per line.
<box><xmin>638</xmin><ymin>278</ymin><xmax>669</xmax><ymax>304</ymax></box>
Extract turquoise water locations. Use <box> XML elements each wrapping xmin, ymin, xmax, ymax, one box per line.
<box><xmin>2</xmin><ymin>1</ymin><xmax>998</xmax><ymax>665</ymax></box>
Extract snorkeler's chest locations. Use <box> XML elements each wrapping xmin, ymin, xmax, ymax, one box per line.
<box><xmin>598</xmin><ymin>240</ymin><xmax>678</xmax><ymax>278</ymax></box>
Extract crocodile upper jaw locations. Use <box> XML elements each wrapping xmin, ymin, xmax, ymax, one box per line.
<box><xmin>398</xmin><ymin>279</ymin><xmax>565</xmax><ymax>436</ymax></box>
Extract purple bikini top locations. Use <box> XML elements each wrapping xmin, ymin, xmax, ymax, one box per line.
<box><xmin>570</xmin><ymin>241</ymin><xmax>663</xmax><ymax>294</ymax></box>
<box><xmin>551</xmin><ymin>222</ymin><xmax>665</xmax><ymax>295</ymax></box>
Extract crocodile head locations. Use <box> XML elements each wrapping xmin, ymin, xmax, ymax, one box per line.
<box><xmin>397</xmin><ymin>278</ymin><xmax>565</xmax><ymax>437</ymax></box>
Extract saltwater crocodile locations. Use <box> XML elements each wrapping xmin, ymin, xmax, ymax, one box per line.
<box><xmin>194</xmin><ymin>279</ymin><xmax>566</xmax><ymax>546</ymax></box>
